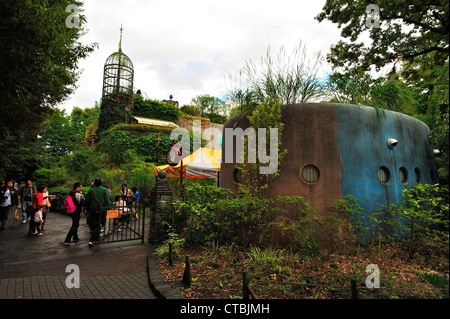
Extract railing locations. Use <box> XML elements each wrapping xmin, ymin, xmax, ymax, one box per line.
<box><xmin>98</xmin><ymin>204</ymin><xmax>147</xmax><ymax>244</ymax></box>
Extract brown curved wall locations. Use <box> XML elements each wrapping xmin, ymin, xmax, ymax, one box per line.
<box><xmin>219</xmin><ymin>103</ymin><xmax>342</xmax><ymax>217</ymax></box>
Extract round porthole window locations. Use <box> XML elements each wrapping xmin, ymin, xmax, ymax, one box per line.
<box><xmin>414</xmin><ymin>167</ymin><xmax>421</xmax><ymax>183</ymax></box>
<box><xmin>301</xmin><ymin>165</ymin><xmax>319</xmax><ymax>183</ymax></box>
<box><xmin>377</xmin><ymin>166</ymin><xmax>390</xmax><ymax>184</ymax></box>
<box><xmin>398</xmin><ymin>167</ymin><xmax>408</xmax><ymax>185</ymax></box>
<box><xmin>233</xmin><ymin>168</ymin><xmax>242</xmax><ymax>183</ymax></box>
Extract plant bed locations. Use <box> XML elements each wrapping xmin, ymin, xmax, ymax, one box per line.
<box><xmin>156</xmin><ymin>243</ymin><xmax>449</xmax><ymax>299</ymax></box>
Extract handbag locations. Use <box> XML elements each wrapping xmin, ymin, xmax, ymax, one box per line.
<box><xmin>46</xmin><ymin>200</ymin><xmax>51</xmax><ymax>208</ymax></box>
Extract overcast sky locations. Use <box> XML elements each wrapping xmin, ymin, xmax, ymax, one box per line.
<box><xmin>59</xmin><ymin>0</ymin><xmax>343</xmax><ymax>113</ymax></box>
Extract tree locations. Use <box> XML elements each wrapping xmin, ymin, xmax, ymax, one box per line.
<box><xmin>315</xmin><ymin>0</ymin><xmax>449</xmax><ymax>72</ymax></box>
<box><xmin>191</xmin><ymin>95</ymin><xmax>227</xmax><ymax>116</ymax></box>
<box><xmin>316</xmin><ymin>0</ymin><xmax>449</xmax><ymax>185</ymax></box>
<box><xmin>0</xmin><ymin>0</ymin><xmax>97</xmax><ymax>140</ymax></box>
<box><xmin>39</xmin><ymin>106</ymin><xmax>99</xmax><ymax>156</ymax></box>
<box><xmin>39</xmin><ymin>109</ymin><xmax>78</xmax><ymax>156</ymax></box>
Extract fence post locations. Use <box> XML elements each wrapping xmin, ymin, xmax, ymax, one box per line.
<box><xmin>351</xmin><ymin>278</ymin><xmax>359</xmax><ymax>299</ymax></box>
<box><xmin>168</xmin><ymin>242</ymin><xmax>174</xmax><ymax>266</ymax></box>
<box><xmin>182</xmin><ymin>255</ymin><xmax>191</xmax><ymax>288</ymax></box>
<box><xmin>243</xmin><ymin>270</ymin><xmax>249</xmax><ymax>299</ymax></box>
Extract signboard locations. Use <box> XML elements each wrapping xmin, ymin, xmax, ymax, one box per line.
<box><xmin>107</xmin><ymin>210</ymin><xmax>119</xmax><ymax>219</ymax></box>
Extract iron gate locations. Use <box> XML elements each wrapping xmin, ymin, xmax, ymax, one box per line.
<box><xmin>98</xmin><ymin>204</ymin><xmax>147</xmax><ymax>244</ymax></box>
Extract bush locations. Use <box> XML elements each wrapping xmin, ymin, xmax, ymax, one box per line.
<box><xmin>133</xmin><ymin>95</ymin><xmax>181</xmax><ymax>122</ymax></box>
<box><xmin>394</xmin><ymin>184</ymin><xmax>449</xmax><ymax>259</ymax></box>
<box><xmin>32</xmin><ymin>167</ymin><xmax>67</xmax><ymax>188</ymax></box>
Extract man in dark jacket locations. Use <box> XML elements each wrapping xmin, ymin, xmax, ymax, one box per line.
<box><xmin>1</xmin><ymin>180</ymin><xmax>19</xmax><ymax>229</ymax></box>
<box><xmin>85</xmin><ymin>177</ymin><xmax>111</xmax><ymax>248</ymax></box>
<box><xmin>63</xmin><ymin>182</ymin><xmax>84</xmax><ymax>245</ymax></box>
<box><xmin>19</xmin><ymin>179</ymin><xmax>37</xmax><ymax>223</ymax></box>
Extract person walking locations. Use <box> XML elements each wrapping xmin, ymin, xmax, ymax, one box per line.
<box><xmin>64</xmin><ymin>182</ymin><xmax>84</xmax><ymax>246</ymax></box>
<box><xmin>131</xmin><ymin>186</ymin><xmax>140</xmax><ymax>220</ymax></box>
<box><xmin>19</xmin><ymin>180</ymin><xmax>37</xmax><ymax>224</ymax></box>
<box><xmin>0</xmin><ymin>180</ymin><xmax>19</xmax><ymax>229</ymax></box>
<box><xmin>85</xmin><ymin>177</ymin><xmax>111</xmax><ymax>248</ymax></box>
<box><xmin>121</xmin><ymin>184</ymin><xmax>133</xmax><ymax>206</ymax></box>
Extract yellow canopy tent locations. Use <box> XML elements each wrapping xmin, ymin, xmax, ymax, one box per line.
<box><xmin>154</xmin><ymin>148</ymin><xmax>221</xmax><ymax>179</ymax></box>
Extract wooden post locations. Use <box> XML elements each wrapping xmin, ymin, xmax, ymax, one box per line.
<box><xmin>351</xmin><ymin>278</ymin><xmax>359</xmax><ymax>299</ymax></box>
<box><xmin>182</xmin><ymin>255</ymin><xmax>191</xmax><ymax>287</ymax></box>
<box><xmin>168</xmin><ymin>242</ymin><xmax>173</xmax><ymax>266</ymax></box>
<box><xmin>243</xmin><ymin>270</ymin><xmax>249</xmax><ymax>299</ymax></box>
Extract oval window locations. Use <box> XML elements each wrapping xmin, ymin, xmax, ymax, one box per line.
<box><xmin>377</xmin><ymin>166</ymin><xmax>390</xmax><ymax>184</ymax></box>
<box><xmin>301</xmin><ymin>165</ymin><xmax>320</xmax><ymax>183</ymax></box>
<box><xmin>233</xmin><ymin>168</ymin><xmax>242</xmax><ymax>183</ymax></box>
<box><xmin>414</xmin><ymin>167</ymin><xmax>421</xmax><ymax>183</ymax></box>
<box><xmin>398</xmin><ymin>167</ymin><xmax>408</xmax><ymax>185</ymax></box>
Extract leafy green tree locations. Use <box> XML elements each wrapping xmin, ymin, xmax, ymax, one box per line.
<box><xmin>315</xmin><ymin>0</ymin><xmax>449</xmax><ymax>72</ymax></box>
<box><xmin>316</xmin><ymin>0</ymin><xmax>449</xmax><ymax>184</ymax></box>
<box><xmin>0</xmin><ymin>0</ymin><xmax>97</xmax><ymax>139</ymax></box>
<box><xmin>324</xmin><ymin>70</ymin><xmax>418</xmax><ymax>116</ymax></box>
<box><xmin>70</xmin><ymin>105</ymin><xmax>101</xmax><ymax>144</ymax></box>
<box><xmin>0</xmin><ymin>132</ymin><xmax>44</xmax><ymax>180</ymax></box>
<box><xmin>190</xmin><ymin>95</ymin><xmax>227</xmax><ymax>117</ymax></box>
<box><xmin>39</xmin><ymin>109</ymin><xmax>79</xmax><ymax>156</ymax></box>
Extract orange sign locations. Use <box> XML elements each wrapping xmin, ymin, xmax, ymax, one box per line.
<box><xmin>107</xmin><ymin>210</ymin><xmax>119</xmax><ymax>219</ymax></box>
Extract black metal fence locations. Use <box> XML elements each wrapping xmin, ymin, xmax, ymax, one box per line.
<box><xmin>98</xmin><ymin>204</ymin><xmax>147</xmax><ymax>244</ymax></box>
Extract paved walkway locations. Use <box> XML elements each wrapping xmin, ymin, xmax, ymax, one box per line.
<box><xmin>0</xmin><ymin>211</ymin><xmax>156</xmax><ymax>299</ymax></box>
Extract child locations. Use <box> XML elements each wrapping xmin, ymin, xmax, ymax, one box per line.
<box><xmin>30</xmin><ymin>184</ymin><xmax>45</xmax><ymax>235</ymax></box>
<box><xmin>33</xmin><ymin>207</ymin><xmax>44</xmax><ymax>235</ymax></box>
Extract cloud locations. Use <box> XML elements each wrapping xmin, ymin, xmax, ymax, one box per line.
<box><xmin>60</xmin><ymin>0</ymin><xmax>342</xmax><ymax>112</ymax></box>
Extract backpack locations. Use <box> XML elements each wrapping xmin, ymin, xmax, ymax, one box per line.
<box><xmin>63</xmin><ymin>195</ymin><xmax>76</xmax><ymax>214</ymax></box>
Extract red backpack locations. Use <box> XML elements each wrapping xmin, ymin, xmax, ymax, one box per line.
<box><xmin>63</xmin><ymin>195</ymin><xmax>76</xmax><ymax>214</ymax></box>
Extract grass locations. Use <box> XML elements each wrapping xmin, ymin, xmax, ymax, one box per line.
<box><xmin>156</xmin><ymin>242</ymin><xmax>449</xmax><ymax>299</ymax></box>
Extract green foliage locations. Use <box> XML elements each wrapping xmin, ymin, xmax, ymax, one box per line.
<box><xmin>133</xmin><ymin>94</ymin><xmax>181</xmax><ymax>122</ymax></box>
<box><xmin>272</xmin><ymin>195</ymin><xmax>320</xmax><ymax>254</ymax></box>
<box><xmin>32</xmin><ymin>167</ymin><xmax>67</xmax><ymax>188</ymax></box>
<box><xmin>227</xmin><ymin>43</ymin><xmax>324</xmax><ymax>111</ymax></box>
<box><xmin>97</xmin><ymin>98</ymin><xmax>131</xmax><ymax>136</ymax></box>
<box><xmin>40</xmin><ymin>109</ymin><xmax>79</xmax><ymax>155</ymax></box>
<box><xmin>64</xmin><ymin>150</ymin><xmax>108</xmax><ymax>185</ymax></box>
<box><xmin>394</xmin><ymin>184</ymin><xmax>449</xmax><ymax>259</ymax></box>
<box><xmin>97</xmin><ymin>126</ymin><xmax>202</xmax><ymax>166</ymax></box>
<box><xmin>109</xmin><ymin>123</ymin><xmax>174</xmax><ymax>135</ymax></box>
<box><xmin>166</xmin><ymin>183</ymin><xmax>273</xmax><ymax>247</ymax></box>
<box><xmin>315</xmin><ymin>0</ymin><xmax>448</xmax><ymax>72</ymax></box>
<box><xmin>190</xmin><ymin>95</ymin><xmax>227</xmax><ymax>117</ymax></box>
<box><xmin>238</xmin><ymin>97</ymin><xmax>287</xmax><ymax>198</ymax></box>
<box><xmin>0</xmin><ymin>0</ymin><xmax>97</xmax><ymax>140</ymax></box>
<box><xmin>324</xmin><ymin>71</ymin><xmax>418</xmax><ymax>116</ymax></box>
<box><xmin>331</xmin><ymin>195</ymin><xmax>366</xmax><ymax>244</ymax></box>
<box><xmin>180</xmin><ymin>105</ymin><xmax>201</xmax><ymax>117</ymax></box>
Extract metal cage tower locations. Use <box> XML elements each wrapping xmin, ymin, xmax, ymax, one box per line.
<box><xmin>101</xmin><ymin>25</ymin><xmax>134</xmax><ymax>106</ymax></box>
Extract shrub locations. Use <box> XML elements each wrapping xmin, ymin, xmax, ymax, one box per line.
<box><xmin>32</xmin><ymin>167</ymin><xmax>67</xmax><ymax>188</ymax></box>
<box><xmin>166</xmin><ymin>183</ymin><xmax>273</xmax><ymax>247</ymax></box>
<box><xmin>133</xmin><ymin>95</ymin><xmax>181</xmax><ymax>122</ymax></box>
<box><xmin>395</xmin><ymin>184</ymin><xmax>449</xmax><ymax>259</ymax></box>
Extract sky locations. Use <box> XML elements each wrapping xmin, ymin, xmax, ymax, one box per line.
<box><xmin>59</xmin><ymin>0</ymin><xmax>343</xmax><ymax>113</ymax></box>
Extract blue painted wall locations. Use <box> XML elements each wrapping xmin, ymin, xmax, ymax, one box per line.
<box><xmin>333</xmin><ymin>104</ymin><xmax>437</xmax><ymax>230</ymax></box>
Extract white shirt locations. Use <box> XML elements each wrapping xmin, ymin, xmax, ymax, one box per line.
<box><xmin>1</xmin><ymin>190</ymin><xmax>11</xmax><ymax>207</ymax></box>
